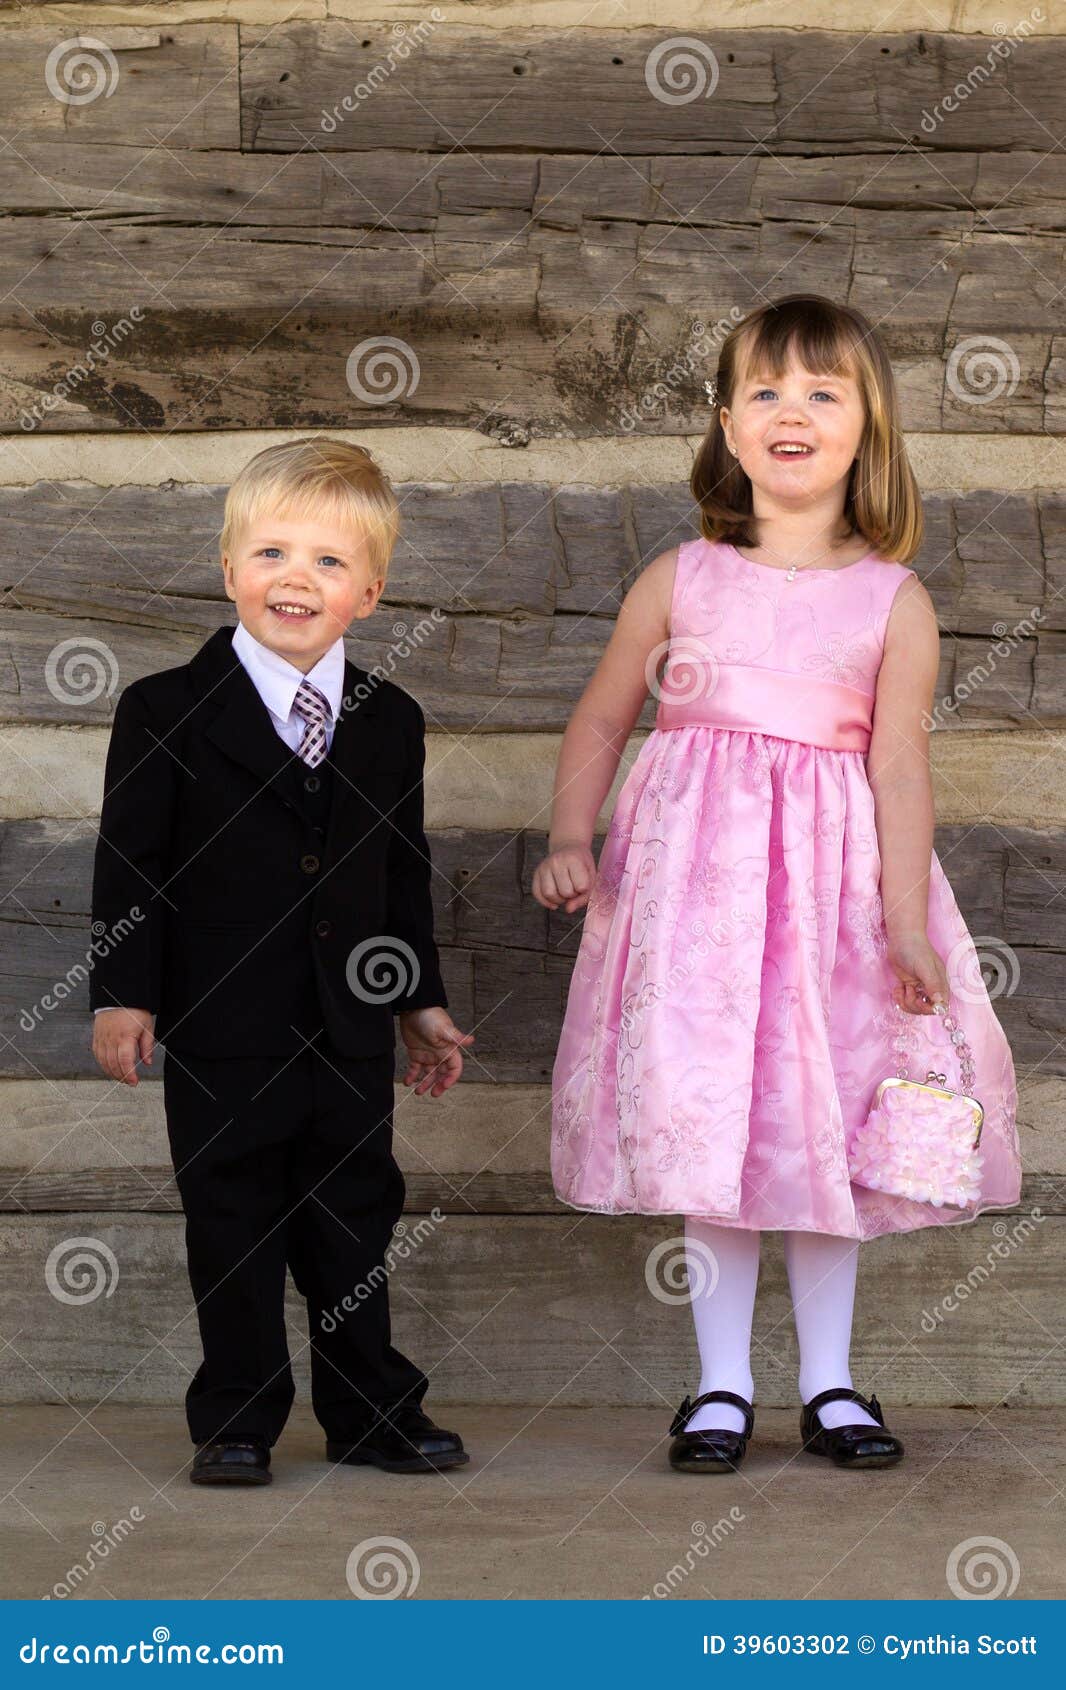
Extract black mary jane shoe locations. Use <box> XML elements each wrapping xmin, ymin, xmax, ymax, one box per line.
<box><xmin>327</xmin><ymin>1404</ymin><xmax>469</xmax><ymax>1474</ymax></box>
<box><xmin>668</xmin><ymin>1389</ymin><xmax>755</xmax><ymax>1474</ymax></box>
<box><xmin>190</xmin><ymin>1434</ymin><xmax>272</xmax><ymax>1486</ymax></box>
<box><xmin>799</xmin><ymin>1387</ymin><xmax>904</xmax><ymax>1469</ymax></box>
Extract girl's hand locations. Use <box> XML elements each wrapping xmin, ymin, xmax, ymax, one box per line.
<box><xmin>397</xmin><ymin>1006</ymin><xmax>474</xmax><ymax>1097</ymax></box>
<box><xmin>886</xmin><ymin>931</ymin><xmax>951</xmax><ymax>1015</ymax></box>
<box><xmin>532</xmin><ymin>842</ymin><xmax>598</xmax><ymax>913</ymax></box>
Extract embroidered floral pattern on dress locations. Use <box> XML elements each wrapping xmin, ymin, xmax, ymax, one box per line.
<box><xmin>811</xmin><ymin>1092</ymin><xmax>847</xmax><ymax>1179</ymax></box>
<box><xmin>801</xmin><ymin>630</ymin><xmax>871</xmax><ymax>688</ymax></box>
<box><xmin>550</xmin><ymin>537</ymin><xmax>1023</xmax><ymax>1239</ymax></box>
<box><xmin>844</xmin><ymin>896</ymin><xmax>890</xmax><ymax>963</ymax></box>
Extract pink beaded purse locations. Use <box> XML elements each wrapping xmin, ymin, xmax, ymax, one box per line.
<box><xmin>846</xmin><ymin>998</ymin><xmax>984</xmax><ymax>1209</ymax></box>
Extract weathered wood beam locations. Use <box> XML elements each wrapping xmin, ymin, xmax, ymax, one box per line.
<box><xmin>2</xmin><ymin>485</ymin><xmax>1063</xmax><ymax>725</ymax></box>
<box><xmin>1</xmin><ymin>822</ymin><xmax>1062</xmax><ymax>1077</ymax></box>
<box><xmin>0</xmin><ymin>1212</ymin><xmax>1059</xmax><ymax>1406</ymax></box>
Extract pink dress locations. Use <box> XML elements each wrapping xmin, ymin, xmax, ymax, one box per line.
<box><xmin>551</xmin><ymin>536</ymin><xmax>1022</xmax><ymax>1239</ymax></box>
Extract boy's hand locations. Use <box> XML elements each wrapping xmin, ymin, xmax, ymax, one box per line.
<box><xmin>397</xmin><ymin>1007</ymin><xmax>474</xmax><ymax>1097</ymax></box>
<box><xmin>887</xmin><ymin>931</ymin><xmax>951</xmax><ymax>1016</ymax></box>
<box><xmin>532</xmin><ymin>841</ymin><xmax>597</xmax><ymax>913</ymax></box>
<box><xmin>92</xmin><ymin>1007</ymin><xmax>156</xmax><ymax>1085</ymax></box>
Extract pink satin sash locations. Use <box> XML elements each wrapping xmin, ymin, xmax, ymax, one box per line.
<box><xmin>655</xmin><ymin>661</ymin><xmax>874</xmax><ymax>751</ymax></box>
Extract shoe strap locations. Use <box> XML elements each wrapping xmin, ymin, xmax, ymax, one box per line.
<box><xmin>805</xmin><ymin>1386</ymin><xmax>885</xmax><ymax>1426</ymax></box>
<box><xmin>671</xmin><ymin>1389</ymin><xmax>755</xmax><ymax>1439</ymax></box>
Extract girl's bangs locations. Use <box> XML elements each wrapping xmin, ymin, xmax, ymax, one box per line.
<box><xmin>736</xmin><ymin>309</ymin><xmax>864</xmax><ymax>390</ymax></box>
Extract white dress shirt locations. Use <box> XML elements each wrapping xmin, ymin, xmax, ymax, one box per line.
<box><xmin>93</xmin><ymin>621</ymin><xmax>346</xmax><ymax>1012</ymax></box>
<box><xmin>231</xmin><ymin>618</ymin><xmax>346</xmax><ymax>755</ymax></box>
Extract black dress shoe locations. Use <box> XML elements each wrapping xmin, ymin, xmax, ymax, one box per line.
<box><xmin>668</xmin><ymin>1389</ymin><xmax>755</xmax><ymax>1474</ymax></box>
<box><xmin>190</xmin><ymin>1434</ymin><xmax>272</xmax><ymax>1486</ymax></box>
<box><xmin>800</xmin><ymin>1387</ymin><xmax>904</xmax><ymax>1468</ymax></box>
<box><xmin>326</xmin><ymin>1404</ymin><xmax>469</xmax><ymax>1474</ymax></box>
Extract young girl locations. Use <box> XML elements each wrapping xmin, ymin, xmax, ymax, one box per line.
<box><xmin>534</xmin><ymin>294</ymin><xmax>1022</xmax><ymax>1475</ymax></box>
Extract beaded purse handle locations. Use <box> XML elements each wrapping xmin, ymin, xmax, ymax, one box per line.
<box><xmin>890</xmin><ymin>995</ymin><xmax>976</xmax><ymax>1096</ymax></box>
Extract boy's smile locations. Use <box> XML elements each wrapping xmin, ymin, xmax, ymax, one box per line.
<box><xmin>221</xmin><ymin>513</ymin><xmax>385</xmax><ymax>673</ymax></box>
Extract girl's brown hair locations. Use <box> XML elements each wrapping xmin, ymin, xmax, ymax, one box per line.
<box><xmin>221</xmin><ymin>437</ymin><xmax>400</xmax><ymax>583</ymax></box>
<box><xmin>691</xmin><ymin>294</ymin><xmax>923</xmax><ymax>564</ymax></box>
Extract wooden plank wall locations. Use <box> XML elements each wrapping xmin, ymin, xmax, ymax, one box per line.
<box><xmin>1</xmin><ymin>5</ymin><xmax>1064</xmax><ymax>1407</ymax></box>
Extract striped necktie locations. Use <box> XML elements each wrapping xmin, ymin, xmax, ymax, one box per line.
<box><xmin>292</xmin><ymin>678</ymin><xmax>331</xmax><ymax>768</ymax></box>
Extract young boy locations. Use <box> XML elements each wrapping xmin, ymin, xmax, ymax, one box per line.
<box><xmin>90</xmin><ymin>439</ymin><xmax>473</xmax><ymax>1484</ymax></box>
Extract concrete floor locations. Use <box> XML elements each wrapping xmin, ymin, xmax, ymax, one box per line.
<box><xmin>1</xmin><ymin>1404</ymin><xmax>1062</xmax><ymax>1601</ymax></box>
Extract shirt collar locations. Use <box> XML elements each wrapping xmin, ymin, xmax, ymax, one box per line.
<box><xmin>231</xmin><ymin>620</ymin><xmax>346</xmax><ymax>728</ymax></box>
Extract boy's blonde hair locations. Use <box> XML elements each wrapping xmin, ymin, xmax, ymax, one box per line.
<box><xmin>692</xmin><ymin>293</ymin><xmax>923</xmax><ymax>564</ymax></box>
<box><xmin>220</xmin><ymin>437</ymin><xmax>400</xmax><ymax>584</ymax></box>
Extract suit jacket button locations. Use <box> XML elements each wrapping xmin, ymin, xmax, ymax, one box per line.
<box><xmin>315</xmin><ymin>920</ymin><xmax>331</xmax><ymax>938</ymax></box>
<box><xmin>304</xmin><ymin>775</ymin><xmax>320</xmax><ymax>793</ymax></box>
<box><xmin>300</xmin><ymin>853</ymin><xmax>320</xmax><ymax>874</ymax></box>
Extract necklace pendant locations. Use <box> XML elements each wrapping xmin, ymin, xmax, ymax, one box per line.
<box><xmin>786</xmin><ymin>564</ymin><xmax>798</xmax><ymax>582</ymax></box>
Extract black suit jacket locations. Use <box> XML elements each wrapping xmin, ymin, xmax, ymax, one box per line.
<box><xmin>89</xmin><ymin>624</ymin><xmax>448</xmax><ymax>1059</ymax></box>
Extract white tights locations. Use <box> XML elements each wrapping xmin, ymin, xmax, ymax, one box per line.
<box><xmin>681</xmin><ymin>1219</ymin><xmax>881</xmax><ymax>1434</ymax></box>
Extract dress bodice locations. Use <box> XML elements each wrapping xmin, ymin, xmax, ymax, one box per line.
<box><xmin>654</xmin><ymin>537</ymin><xmax>914</xmax><ymax>751</ymax></box>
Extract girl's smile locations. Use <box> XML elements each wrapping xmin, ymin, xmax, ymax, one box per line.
<box><xmin>721</xmin><ymin>354</ymin><xmax>865</xmax><ymax>508</ymax></box>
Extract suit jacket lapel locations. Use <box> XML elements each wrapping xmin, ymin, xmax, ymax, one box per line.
<box><xmin>193</xmin><ymin>626</ymin><xmax>382</xmax><ymax>828</ymax></box>
<box><xmin>323</xmin><ymin>662</ymin><xmax>382</xmax><ymax>836</ymax></box>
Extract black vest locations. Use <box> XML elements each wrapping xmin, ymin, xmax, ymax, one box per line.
<box><xmin>273</xmin><ymin>747</ymin><xmax>337</xmax><ymax>1042</ymax></box>
<box><xmin>278</xmin><ymin>746</ymin><xmax>336</xmax><ymax>833</ymax></box>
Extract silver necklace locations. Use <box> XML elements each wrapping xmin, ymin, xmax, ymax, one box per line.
<box><xmin>740</xmin><ymin>533</ymin><xmax>857</xmax><ymax>583</ymax></box>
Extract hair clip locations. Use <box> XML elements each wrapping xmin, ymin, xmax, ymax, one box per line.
<box><xmin>704</xmin><ymin>376</ymin><xmax>718</xmax><ymax>406</ymax></box>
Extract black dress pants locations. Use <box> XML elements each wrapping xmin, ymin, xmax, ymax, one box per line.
<box><xmin>162</xmin><ymin>1028</ymin><xmax>428</xmax><ymax>1446</ymax></box>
